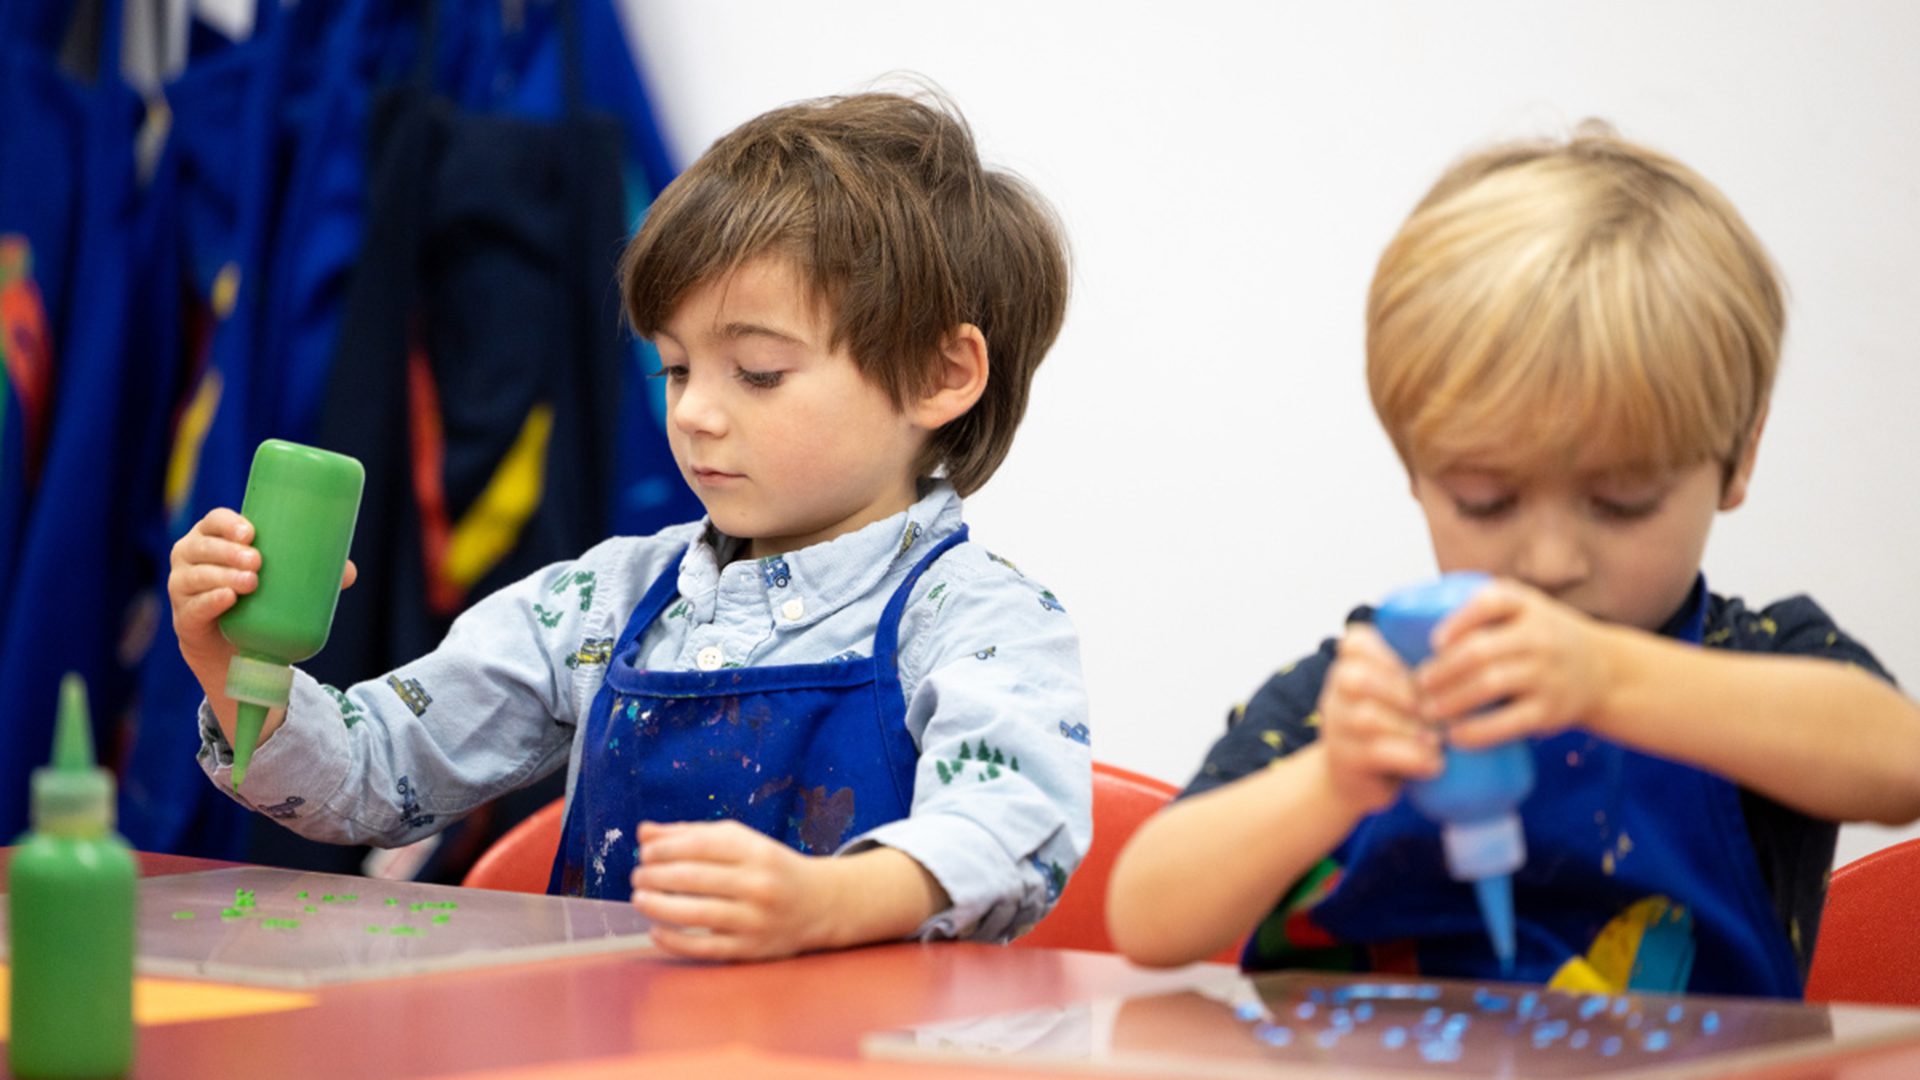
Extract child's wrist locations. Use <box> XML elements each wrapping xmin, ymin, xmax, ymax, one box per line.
<box><xmin>1290</xmin><ymin>744</ymin><xmax>1378</xmax><ymax>827</ymax></box>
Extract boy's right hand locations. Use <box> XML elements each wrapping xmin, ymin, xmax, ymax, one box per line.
<box><xmin>1315</xmin><ymin>623</ymin><xmax>1444</xmax><ymax>815</ymax></box>
<box><xmin>167</xmin><ymin>508</ymin><xmax>356</xmax><ymax>690</ymax></box>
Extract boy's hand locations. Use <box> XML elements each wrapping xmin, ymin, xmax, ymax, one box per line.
<box><xmin>1316</xmin><ymin>624</ymin><xmax>1444</xmax><ymax>814</ymax></box>
<box><xmin>167</xmin><ymin>507</ymin><xmax>356</xmax><ymax>702</ymax></box>
<box><xmin>169</xmin><ymin>509</ymin><xmax>264</xmax><ymax>683</ymax></box>
<box><xmin>630</xmin><ymin>820</ymin><xmax>840</xmax><ymax>961</ymax></box>
<box><xmin>1419</xmin><ymin>579</ymin><xmax>1616</xmax><ymax>747</ymax></box>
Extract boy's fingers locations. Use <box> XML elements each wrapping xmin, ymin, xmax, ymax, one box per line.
<box><xmin>177</xmin><ymin>533</ymin><xmax>261</xmax><ymax>573</ymax></box>
<box><xmin>1432</xmin><ymin>582</ymin><xmax>1523</xmax><ymax>649</ymax></box>
<box><xmin>648</xmin><ymin>924</ymin><xmax>749</xmax><ymax>962</ymax></box>
<box><xmin>631</xmin><ymin>888</ymin><xmax>752</xmax><ymax>934</ymax></box>
<box><xmin>172</xmin><ymin>563</ymin><xmax>257</xmax><ymax>603</ymax></box>
<box><xmin>631</xmin><ymin>862</ymin><xmax>746</xmax><ymax>900</ymax></box>
<box><xmin>640</xmin><ymin>823</ymin><xmax>749</xmax><ymax>866</ymax></box>
<box><xmin>1446</xmin><ymin>701</ymin><xmax>1536</xmax><ymax>748</ymax></box>
<box><xmin>177</xmin><ymin>588</ymin><xmax>238</xmax><ymax>625</ymax></box>
<box><xmin>202</xmin><ymin>507</ymin><xmax>254</xmax><ymax>543</ymax></box>
<box><xmin>341</xmin><ymin>559</ymin><xmax>358</xmax><ymax>589</ymax></box>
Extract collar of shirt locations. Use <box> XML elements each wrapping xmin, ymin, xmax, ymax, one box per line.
<box><xmin>672</xmin><ymin>481</ymin><xmax>965</xmax><ymax>631</ymax></box>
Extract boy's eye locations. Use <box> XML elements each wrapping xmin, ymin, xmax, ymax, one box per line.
<box><xmin>1454</xmin><ymin>495</ymin><xmax>1517</xmax><ymax>520</ymax></box>
<box><xmin>736</xmin><ymin>368</ymin><xmax>784</xmax><ymax>390</ymax></box>
<box><xmin>649</xmin><ymin>364</ymin><xmax>688</xmax><ymax>383</ymax></box>
<box><xmin>1591</xmin><ymin>496</ymin><xmax>1662</xmax><ymax>522</ymax></box>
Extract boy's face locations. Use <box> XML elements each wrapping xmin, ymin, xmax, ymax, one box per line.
<box><xmin>1408</xmin><ymin>438</ymin><xmax>1755</xmax><ymax>632</ymax></box>
<box><xmin>652</xmin><ymin>258</ymin><xmax>927</xmax><ymax>560</ymax></box>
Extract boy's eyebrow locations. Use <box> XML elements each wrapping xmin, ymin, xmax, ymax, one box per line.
<box><xmin>718</xmin><ymin>321</ymin><xmax>813</xmax><ymax>348</ymax></box>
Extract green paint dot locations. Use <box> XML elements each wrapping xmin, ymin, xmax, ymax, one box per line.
<box><xmin>384</xmin><ymin>897</ymin><xmax>400</xmax><ymax>907</ymax></box>
<box><xmin>431</xmin><ymin>914</ymin><xmax>451</xmax><ymax>925</ymax></box>
<box><xmin>260</xmin><ymin>918</ymin><xmax>301</xmax><ymax>930</ymax></box>
<box><xmin>296</xmin><ymin>891</ymin><xmax>309</xmax><ymax>899</ymax></box>
<box><xmin>304</xmin><ymin>905</ymin><xmax>317</xmax><ymax>913</ymax></box>
<box><xmin>171</xmin><ymin>911</ymin><xmax>196</xmax><ymax>920</ymax></box>
<box><xmin>220</xmin><ymin>907</ymin><xmax>244</xmax><ymax>919</ymax></box>
<box><xmin>366</xmin><ymin>925</ymin><xmax>383</xmax><ymax>934</ymax></box>
<box><xmin>322</xmin><ymin>894</ymin><xmax>336</xmax><ymax>902</ymax></box>
<box><xmin>387</xmin><ymin>926</ymin><xmax>421</xmax><ymax>937</ymax></box>
<box><xmin>339</xmin><ymin>894</ymin><xmax>358</xmax><ymax>901</ymax></box>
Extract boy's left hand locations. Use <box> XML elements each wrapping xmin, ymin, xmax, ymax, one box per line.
<box><xmin>1416</xmin><ymin>579</ymin><xmax>1618</xmax><ymax>747</ymax></box>
<box><xmin>629</xmin><ymin>819</ymin><xmax>836</xmax><ymax>961</ymax></box>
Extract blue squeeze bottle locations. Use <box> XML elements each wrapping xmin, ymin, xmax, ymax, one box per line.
<box><xmin>1373</xmin><ymin>572</ymin><xmax>1533</xmax><ymax>974</ymax></box>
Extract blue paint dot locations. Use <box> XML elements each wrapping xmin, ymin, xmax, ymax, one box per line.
<box><xmin>1234</xmin><ymin>1002</ymin><xmax>1262</xmax><ymax>1022</ymax></box>
<box><xmin>1702</xmin><ymin>1011</ymin><xmax>1720</xmax><ymax>1034</ymax></box>
<box><xmin>1382</xmin><ymin>1026</ymin><xmax>1407</xmax><ymax>1049</ymax></box>
<box><xmin>1644</xmin><ymin>1031</ymin><xmax>1670</xmax><ymax>1052</ymax></box>
<box><xmin>1294</xmin><ymin>1001</ymin><xmax>1316</xmax><ymax>1021</ymax></box>
<box><xmin>1422</xmin><ymin>1006</ymin><xmax>1445</xmax><ymax>1027</ymax></box>
<box><xmin>1354</xmin><ymin>1002</ymin><xmax>1375</xmax><ymax>1023</ymax></box>
<box><xmin>1601</xmin><ymin>1036</ymin><xmax>1623</xmax><ymax>1057</ymax></box>
<box><xmin>1255</xmin><ymin>1023</ymin><xmax>1293</xmax><ymax>1047</ymax></box>
<box><xmin>1580</xmin><ymin>996</ymin><xmax>1608</xmax><ymax>1021</ymax></box>
<box><xmin>1570</xmin><ymin>1029</ymin><xmax>1590</xmax><ymax>1049</ymax></box>
<box><xmin>1666</xmin><ymin>1004</ymin><xmax>1685</xmax><ymax>1024</ymax></box>
<box><xmin>1330</xmin><ymin>1008</ymin><xmax>1353</xmax><ymax>1029</ymax></box>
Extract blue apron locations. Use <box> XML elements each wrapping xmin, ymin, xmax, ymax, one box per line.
<box><xmin>1260</xmin><ymin>578</ymin><xmax>1805</xmax><ymax>997</ymax></box>
<box><xmin>548</xmin><ymin>529</ymin><xmax>966</xmax><ymax>898</ymax></box>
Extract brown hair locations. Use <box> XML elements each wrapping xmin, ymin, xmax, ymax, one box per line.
<box><xmin>1367</xmin><ymin>122</ymin><xmax>1784</xmax><ymax>483</ymax></box>
<box><xmin>621</xmin><ymin>90</ymin><xmax>1069</xmax><ymax>496</ymax></box>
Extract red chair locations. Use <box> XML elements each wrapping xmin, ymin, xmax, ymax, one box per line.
<box><xmin>1014</xmin><ymin>762</ymin><xmax>1241</xmax><ymax>963</ymax></box>
<box><xmin>461</xmin><ymin>797</ymin><xmax>567</xmax><ymax>892</ymax></box>
<box><xmin>1805</xmin><ymin>836</ymin><xmax>1920</xmax><ymax>1005</ymax></box>
<box><xmin>460</xmin><ymin>762</ymin><xmax>1241</xmax><ymax>963</ymax></box>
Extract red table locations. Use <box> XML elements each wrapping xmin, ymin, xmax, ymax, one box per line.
<box><xmin>6</xmin><ymin>851</ymin><xmax>1920</xmax><ymax>1080</ymax></box>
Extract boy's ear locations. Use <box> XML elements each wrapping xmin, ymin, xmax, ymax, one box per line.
<box><xmin>1720</xmin><ymin>406</ymin><xmax>1769</xmax><ymax>511</ymax></box>
<box><xmin>908</xmin><ymin>323</ymin><xmax>989</xmax><ymax>431</ymax></box>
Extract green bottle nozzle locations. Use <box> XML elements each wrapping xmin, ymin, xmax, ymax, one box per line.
<box><xmin>32</xmin><ymin>672</ymin><xmax>115</xmax><ymax>838</ymax></box>
<box><xmin>225</xmin><ymin>654</ymin><xmax>296</xmax><ymax>789</ymax></box>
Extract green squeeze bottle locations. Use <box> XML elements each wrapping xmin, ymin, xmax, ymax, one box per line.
<box><xmin>218</xmin><ymin>439</ymin><xmax>364</xmax><ymax>788</ymax></box>
<box><xmin>8</xmin><ymin>673</ymin><xmax>137</xmax><ymax>1078</ymax></box>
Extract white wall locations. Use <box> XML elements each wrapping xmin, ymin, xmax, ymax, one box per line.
<box><xmin>619</xmin><ymin>1</ymin><xmax>1920</xmax><ymax>867</ymax></box>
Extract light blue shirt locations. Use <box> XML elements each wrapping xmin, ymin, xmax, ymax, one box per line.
<box><xmin>199</xmin><ymin>482</ymin><xmax>1092</xmax><ymax>941</ymax></box>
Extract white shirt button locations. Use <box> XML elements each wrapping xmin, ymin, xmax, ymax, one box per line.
<box><xmin>781</xmin><ymin>598</ymin><xmax>806</xmax><ymax>622</ymax></box>
<box><xmin>696</xmin><ymin>646</ymin><xmax>724</xmax><ymax>671</ymax></box>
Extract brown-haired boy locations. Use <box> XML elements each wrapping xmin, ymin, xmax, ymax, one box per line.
<box><xmin>169</xmin><ymin>91</ymin><xmax>1089</xmax><ymax>960</ymax></box>
<box><xmin>1109</xmin><ymin>123</ymin><xmax>1920</xmax><ymax>997</ymax></box>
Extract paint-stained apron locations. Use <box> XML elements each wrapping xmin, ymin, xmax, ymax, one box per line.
<box><xmin>549</xmin><ymin>529</ymin><xmax>967</xmax><ymax>897</ymax></box>
<box><xmin>1258</xmin><ymin>578</ymin><xmax>1805</xmax><ymax>997</ymax></box>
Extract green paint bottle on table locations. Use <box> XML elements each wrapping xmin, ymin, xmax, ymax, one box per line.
<box><xmin>8</xmin><ymin>674</ymin><xmax>137</xmax><ymax>1078</ymax></box>
<box><xmin>218</xmin><ymin>439</ymin><xmax>364</xmax><ymax>788</ymax></box>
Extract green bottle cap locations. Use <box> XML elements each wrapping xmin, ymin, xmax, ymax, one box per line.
<box><xmin>30</xmin><ymin>673</ymin><xmax>115</xmax><ymax>838</ymax></box>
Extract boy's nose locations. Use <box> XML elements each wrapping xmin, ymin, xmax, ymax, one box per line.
<box><xmin>670</xmin><ymin>381</ymin><xmax>726</xmax><ymax>437</ymax></box>
<box><xmin>1514</xmin><ymin>516</ymin><xmax>1589</xmax><ymax>594</ymax></box>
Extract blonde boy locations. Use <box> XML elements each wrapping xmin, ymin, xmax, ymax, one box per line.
<box><xmin>1109</xmin><ymin>124</ymin><xmax>1920</xmax><ymax>996</ymax></box>
<box><xmin>170</xmin><ymin>92</ymin><xmax>1090</xmax><ymax>961</ymax></box>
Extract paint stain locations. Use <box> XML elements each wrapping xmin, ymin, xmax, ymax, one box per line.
<box><xmin>171</xmin><ymin>911</ymin><xmax>195</xmax><ymax>920</ymax></box>
<box><xmin>796</xmin><ymin>785</ymin><xmax>857</xmax><ymax>853</ymax></box>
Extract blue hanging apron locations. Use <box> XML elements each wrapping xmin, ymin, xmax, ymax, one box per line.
<box><xmin>1261</xmin><ymin>578</ymin><xmax>1805</xmax><ymax>997</ymax></box>
<box><xmin>548</xmin><ymin>528</ymin><xmax>967</xmax><ymax>898</ymax></box>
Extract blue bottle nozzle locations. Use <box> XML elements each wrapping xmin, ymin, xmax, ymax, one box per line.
<box><xmin>1375</xmin><ymin>573</ymin><xmax>1534</xmax><ymax>975</ymax></box>
<box><xmin>1473</xmin><ymin>875</ymin><xmax>1517</xmax><ymax>975</ymax></box>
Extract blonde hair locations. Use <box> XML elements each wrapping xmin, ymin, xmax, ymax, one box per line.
<box><xmin>1367</xmin><ymin>123</ymin><xmax>1783</xmax><ymax>481</ymax></box>
<box><xmin>621</xmin><ymin>90</ymin><xmax>1069</xmax><ymax>496</ymax></box>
